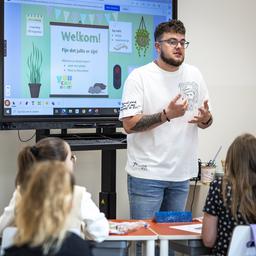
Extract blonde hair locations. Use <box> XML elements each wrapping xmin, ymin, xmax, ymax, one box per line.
<box><xmin>14</xmin><ymin>161</ymin><xmax>74</xmax><ymax>254</ymax></box>
<box><xmin>222</xmin><ymin>133</ymin><xmax>256</xmax><ymax>222</ymax></box>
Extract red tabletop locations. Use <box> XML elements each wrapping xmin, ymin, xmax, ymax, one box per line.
<box><xmin>149</xmin><ymin>221</ymin><xmax>202</xmax><ymax>239</ymax></box>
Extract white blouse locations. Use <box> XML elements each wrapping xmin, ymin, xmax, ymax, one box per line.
<box><xmin>0</xmin><ymin>185</ymin><xmax>109</xmax><ymax>242</ymax></box>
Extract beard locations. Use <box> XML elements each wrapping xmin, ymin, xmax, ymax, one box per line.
<box><xmin>160</xmin><ymin>51</ymin><xmax>184</xmax><ymax>67</ymax></box>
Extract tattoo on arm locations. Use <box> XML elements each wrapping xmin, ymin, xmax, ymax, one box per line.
<box><xmin>131</xmin><ymin>113</ymin><xmax>162</xmax><ymax>132</ymax></box>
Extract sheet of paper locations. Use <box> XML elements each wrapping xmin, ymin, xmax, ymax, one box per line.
<box><xmin>170</xmin><ymin>223</ymin><xmax>202</xmax><ymax>234</ymax></box>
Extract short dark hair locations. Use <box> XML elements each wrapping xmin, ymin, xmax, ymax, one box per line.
<box><xmin>154</xmin><ymin>20</ymin><xmax>186</xmax><ymax>42</ymax></box>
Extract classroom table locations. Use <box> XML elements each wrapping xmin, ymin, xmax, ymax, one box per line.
<box><xmin>105</xmin><ymin>220</ymin><xmax>158</xmax><ymax>256</ymax></box>
<box><xmin>150</xmin><ymin>221</ymin><xmax>212</xmax><ymax>256</ymax></box>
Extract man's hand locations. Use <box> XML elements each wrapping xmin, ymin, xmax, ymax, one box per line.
<box><xmin>164</xmin><ymin>94</ymin><xmax>188</xmax><ymax>120</ymax></box>
<box><xmin>188</xmin><ymin>100</ymin><xmax>212</xmax><ymax>128</ymax></box>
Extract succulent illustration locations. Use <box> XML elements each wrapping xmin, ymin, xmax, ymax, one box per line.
<box><xmin>135</xmin><ymin>16</ymin><xmax>150</xmax><ymax>57</ymax></box>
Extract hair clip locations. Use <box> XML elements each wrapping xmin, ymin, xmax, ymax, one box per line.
<box><xmin>30</xmin><ymin>146</ymin><xmax>39</xmax><ymax>157</ymax></box>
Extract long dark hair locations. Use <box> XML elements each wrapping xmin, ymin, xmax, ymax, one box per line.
<box><xmin>222</xmin><ymin>133</ymin><xmax>256</xmax><ymax>222</ymax></box>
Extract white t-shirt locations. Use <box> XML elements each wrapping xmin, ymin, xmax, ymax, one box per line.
<box><xmin>119</xmin><ymin>62</ymin><xmax>210</xmax><ymax>181</ymax></box>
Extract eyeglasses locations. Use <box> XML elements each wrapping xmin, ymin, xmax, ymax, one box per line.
<box><xmin>158</xmin><ymin>38</ymin><xmax>190</xmax><ymax>49</ymax></box>
<box><xmin>71</xmin><ymin>154</ymin><xmax>77</xmax><ymax>163</ymax></box>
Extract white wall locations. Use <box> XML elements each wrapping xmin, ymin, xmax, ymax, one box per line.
<box><xmin>179</xmin><ymin>0</ymin><xmax>256</xmax><ymax>162</ymax></box>
<box><xmin>1</xmin><ymin>0</ymin><xmax>256</xmax><ymax>218</ymax></box>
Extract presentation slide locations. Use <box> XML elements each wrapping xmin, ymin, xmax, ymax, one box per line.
<box><xmin>50</xmin><ymin>23</ymin><xmax>109</xmax><ymax>96</ymax></box>
<box><xmin>4</xmin><ymin>3</ymin><xmax>157</xmax><ymax>100</ymax></box>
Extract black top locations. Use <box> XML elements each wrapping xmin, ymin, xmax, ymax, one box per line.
<box><xmin>203</xmin><ymin>177</ymin><xmax>247</xmax><ymax>256</ymax></box>
<box><xmin>4</xmin><ymin>232</ymin><xmax>93</xmax><ymax>256</ymax></box>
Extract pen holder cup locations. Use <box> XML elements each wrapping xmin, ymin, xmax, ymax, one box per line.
<box><xmin>201</xmin><ymin>165</ymin><xmax>216</xmax><ymax>184</ymax></box>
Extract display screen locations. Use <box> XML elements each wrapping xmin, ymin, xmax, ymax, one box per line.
<box><xmin>0</xmin><ymin>0</ymin><xmax>174</xmax><ymax>129</ymax></box>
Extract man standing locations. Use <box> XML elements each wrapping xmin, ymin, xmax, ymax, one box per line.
<box><xmin>119</xmin><ymin>20</ymin><xmax>213</xmax><ymax>220</ymax></box>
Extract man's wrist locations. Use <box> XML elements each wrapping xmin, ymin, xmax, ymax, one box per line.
<box><xmin>162</xmin><ymin>109</ymin><xmax>170</xmax><ymax>122</ymax></box>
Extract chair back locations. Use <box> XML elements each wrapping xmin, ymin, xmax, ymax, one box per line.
<box><xmin>227</xmin><ymin>225</ymin><xmax>256</xmax><ymax>256</ymax></box>
<box><xmin>0</xmin><ymin>227</ymin><xmax>17</xmax><ymax>256</ymax></box>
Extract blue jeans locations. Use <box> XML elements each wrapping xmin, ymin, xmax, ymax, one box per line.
<box><xmin>127</xmin><ymin>175</ymin><xmax>190</xmax><ymax>256</ymax></box>
<box><xmin>127</xmin><ymin>174</ymin><xmax>190</xmax><ymax>219</ymax></box>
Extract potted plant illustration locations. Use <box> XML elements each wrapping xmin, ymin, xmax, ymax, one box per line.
<box><xmin>27</xmin><ymin>43</ymin><xmax>43</xmax><ymax>98</ymax></box>
<box><xmin>135</xmin><ymin>16</ymin><xmax>150</xmax><ymax>57</ymax></box>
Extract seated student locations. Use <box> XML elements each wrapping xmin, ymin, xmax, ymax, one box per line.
<box><xmin>0</xmin><ymin>137</ymin><xmax>109</xmax><ymax>242</ymax></box>
<box><xmin>4</xmin><ymin>161</ymin><xmax>93</xmax><ymax>256</ymax></box>
<box><xmin>202</xmin><ymin>133</ymin><xmax>256</xmax><ymax>256</ymax></box>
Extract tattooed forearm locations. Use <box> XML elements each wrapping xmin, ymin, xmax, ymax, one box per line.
<box><xmin>131</xmin><ymin>113</ymin><xmax>162</xmax><ymax>132</ymax></box>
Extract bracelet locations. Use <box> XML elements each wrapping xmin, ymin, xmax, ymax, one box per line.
<box><xmin>163</xmin><ymin>109</ymin><xmax>170</xmax><ymax>122</ymax></box>
<box><xmin>201</xmin><ymin>115</ymin><xmax>212</xmax><ymax>125</ymax></box>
